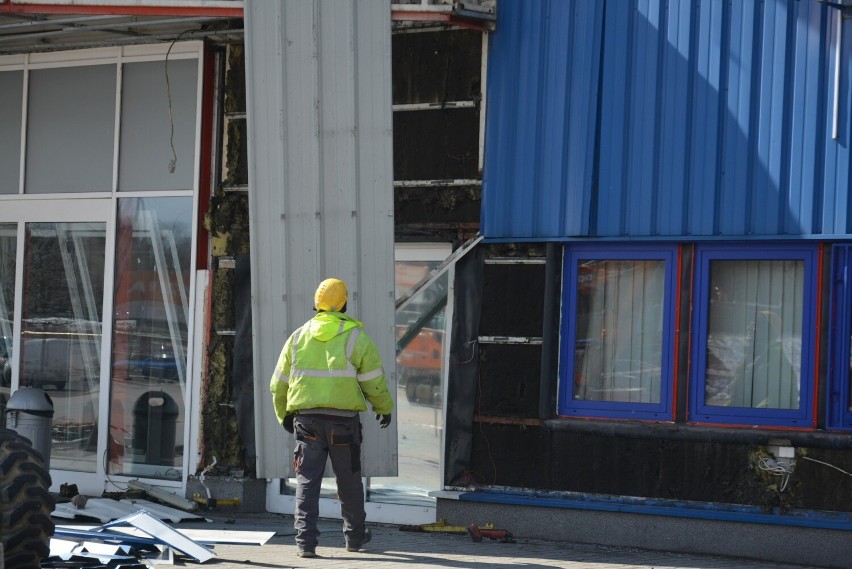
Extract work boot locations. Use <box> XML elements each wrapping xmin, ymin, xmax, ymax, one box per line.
<box><xmin>346</xmin><ymin>528</ymin><xmax>372</xmax><ymax>552</ymax></box>
<box><xmin>297</xmin><ymin>547</ymin><xmax>316</xmax><ymax>558</ymax></box>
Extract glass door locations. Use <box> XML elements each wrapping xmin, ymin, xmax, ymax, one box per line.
<box><xmin>0</xmin><ymin>199</ymin><xmax>112</xmax><ymax>493</ymax></box>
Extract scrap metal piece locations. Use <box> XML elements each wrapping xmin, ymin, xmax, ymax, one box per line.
<box><xmin>126</xmin><ymin>480</ymin><xmax>199</xmax><ymax>512</ymax></box>
<box><xmin>100</xmin><ymin>510</ymin><xmax>215</xmax><ymax>563</ymax></box>
<box><xmin>53</xmin><ymin>498</ymin><xmax>204</xmax><ymax>523</ymax></box>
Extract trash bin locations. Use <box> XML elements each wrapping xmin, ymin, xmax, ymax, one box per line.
<box><xmin>132</xmin><ymin>391</ymin><xmax>178</xmax><ymax>466</ymax></box>
<box><xmin>5</xmin><ymin>387</ymin><xmax>54</xmax><ymax>470</ymax></box>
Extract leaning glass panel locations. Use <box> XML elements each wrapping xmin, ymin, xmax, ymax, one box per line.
<box><xmin>704</xmin><ymin>260</ymin><xmax>803</xmax><ymax>410</ymax></box>
<box><xmin>573</xmin><ymin>260</ymin><xmax>664</xmax><ymax>404</ymax></box>
<box><xmin>109</xmin><ymin>197</ymin><xmax>192</xmax><ymax>479</ymax></box>
<box><xmin>20</xmin><ymin>222</ymin><xmax>106</xmax><ymax>473</ymax></box>
<box><xmin>368</xmin><ymin>259</ymin><xmax>447</xmax><ymax>506</ymax></box>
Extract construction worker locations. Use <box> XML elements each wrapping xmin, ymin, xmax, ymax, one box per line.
<box><xmin>270</xmin><ymin>277</ymin><xmax>394</xmax><ymax>558</ymax></box>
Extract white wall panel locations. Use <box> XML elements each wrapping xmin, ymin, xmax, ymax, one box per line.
<box><xmin>246</xmin><ymin>0</ymin><xmax>396</xmax><ymax>479</ymax></box>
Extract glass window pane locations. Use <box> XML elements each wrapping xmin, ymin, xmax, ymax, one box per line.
<box><xmin>704</xmin><ymin>260</ymin><xmax>803</xmax><ymax>410</ymax></box>
<box><xmin>573</xmin><ymin>260</ymin><xmax>664</xmax><ymax>404</ymax></box>
<box><xmin>109</xmin><ymin>197</ymin><xmax>192</xmax><ymax>480</ymax></box>
<box><xmin>369</xmin><ymin>260</ymin><xmax>447</xmax><ymax>506</ymax></box>
<box><xmin>20</xmin><ymin>222</ymin><xmax>106</xmax><ymax>473</ymax></box>
<box><xmin>119</xmin><ymin>60</ymin><xmax>198</xmax><ymax>191</ymax></box>
<box><xmin>26</xmin><ymin>65</ymin><xmax>116</xmax><ymax>194</ymax></box>
<box><xmin>0</xmin><ymin>224</ymin><xmax>16</xmax><ymax>408</ymax></box>
<box><xmin>0</xmin><ymin>71</ymin><xmax>22</xmax><ymax>194</ymax></box>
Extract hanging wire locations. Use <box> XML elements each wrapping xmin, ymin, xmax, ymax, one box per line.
<box><xmin>164</xmin><ymin>30</ymin><xmax>194</xmax><ymax>173</ymax></box>
<box><xmin>801</xmin><ymin>455</ymin><xmax>852</xmax><ymax>478</ymax></box>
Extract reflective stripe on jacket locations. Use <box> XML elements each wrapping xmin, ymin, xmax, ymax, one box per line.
<box><xmin>270</xmin><ymin>311</ymin><xmax>394</xmax><ymax>424</ymax></box>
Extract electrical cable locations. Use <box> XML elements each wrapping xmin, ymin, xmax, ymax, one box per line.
<box><xmin>164</xmin><ymin>29</ymin><xmax>193</xmax><ymax>173</ymax></box>
<box><xmin>801</xmin><ymin>455</ymin><xmax>852</xmax><ymax>478</ymax></box>
<box><xmin>103</xmin><ymin>448</ymin><xmax>124</xmax><ymax>491</ymax></box>
<box><xmin>757</xmin><ymin>455</ymin><xmax>795</xmax><ymax>492</ymax></box>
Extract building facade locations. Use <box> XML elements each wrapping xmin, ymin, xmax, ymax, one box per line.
<box><xmin>437</xmin><ymin>1</ymin><xmax>852</xmax><ymax>566</ymax></box>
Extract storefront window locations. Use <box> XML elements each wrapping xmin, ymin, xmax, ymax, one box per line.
<box><xmin>109</xmin><ymin>197</ymin><xmax>192</xmax><ymax>479</ymax></box>
<box><xmin>704</xmin><ymin>260</ymin><xmax>803</xmax><ymax>410</ymax></box>
<box><xmin>690</xmin><ymin>244</ymin><xmax>816</xmax><ymax>427</ymax></box>
<box><xmin>20</xmin><ymin>222</ymin><xmax>106</xmax><ymax>472</ymax></box>
<box><xmin>560</xmin><ymin>244</ymin><xmax>677</xmax><ymax>420</ymax></box>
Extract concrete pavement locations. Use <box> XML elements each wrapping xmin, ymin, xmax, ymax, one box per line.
<box><xmin>176</xmin><ymin>513</ymin><xmax>820</xmax><ymax>569</ymax></box>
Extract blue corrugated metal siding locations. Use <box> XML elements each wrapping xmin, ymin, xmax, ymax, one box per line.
<box><xmin>482</xmin><ymin>0</ymin><xmax>848</xmax><ymax>240</ymax></box>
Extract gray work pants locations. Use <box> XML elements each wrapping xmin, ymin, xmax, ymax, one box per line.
<box><xmin>292</xmin><ymin>414</ymin><xmax>366</xmax><ymax>549</ymax></box>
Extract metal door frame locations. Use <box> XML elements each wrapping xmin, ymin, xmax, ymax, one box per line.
<box><xmin>0</xmin><ymin>197</ymin><xmax>115</xmax><ymax>494</ymax></box>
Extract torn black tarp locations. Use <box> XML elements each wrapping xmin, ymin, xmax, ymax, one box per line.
<box><xmin>444</xmin><ymin>244</ymin><xmax>484</xmax><ymax>487</ymax></box>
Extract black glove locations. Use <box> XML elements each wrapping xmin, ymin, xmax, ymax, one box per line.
<box><xmin>283</xmin><ymin>414</ymin><xmax>295</xmax><ymax>434</ymax></box>
<box><xmin>376</xmin><ymin>413</ymin><xmax>391</xmax><ymax>428</ymax></box>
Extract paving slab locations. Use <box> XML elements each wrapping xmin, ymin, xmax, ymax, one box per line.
<box><xmin>172</xmin><ymin>513</ymin><xmax>821</xmax><ymax>569</ymax></box>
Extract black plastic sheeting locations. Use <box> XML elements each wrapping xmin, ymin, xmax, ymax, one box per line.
<box><xmin>232</xmin><ymin>255</ymin><xmax>256</xmax><ymax>476</ymax></box>
<box><xmin>444</xmin><ymin>245</ymin><xmax>484</xmax><ymax>487</ymax></box>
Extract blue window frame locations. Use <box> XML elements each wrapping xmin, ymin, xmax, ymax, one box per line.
<box><xmin>559</xmin><ymin>244</ymin><xmax>677</xmax><ymax>420</ymax></box>
<box><xmin>829</xmin><ymin>245</ymin><xmax>852</xmax><ymax>430</ymax></box>
<box><xmin>689</xmin><ymin>243</ymin><xmax>817</xmax><ymax>428</ymax></box>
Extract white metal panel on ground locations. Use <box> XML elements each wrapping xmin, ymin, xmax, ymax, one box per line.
<box><xmin>52</xmin><ymin>498</ymin><xmax>205</xmax><ymax>523</ymax></box>
<box><xmin>246</xmin><ymin>0</ymin><xmax>396</xmax><ymax>479</ymax></box>
<box><xmin>57</xmin><ymin>526</ymin><xmax>275</xmax><ymax>545</ymax></box>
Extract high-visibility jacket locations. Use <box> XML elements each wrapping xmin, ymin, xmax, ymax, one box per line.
<box><xmin>270</xmin><ymin>311</ymin><xmax>394</xmax><ymax>424</ymax></box>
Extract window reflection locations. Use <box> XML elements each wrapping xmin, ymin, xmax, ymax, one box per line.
<box><xmin>20</xmin><ymin>222</ymin><xmax>106</xmax><ymax>473</ymax></box>
<box><xmin>368</xmin><ymin>259</ymin><xmax>447</xmax><ymax>507</ymax></box>
<box><xmin>573</xmin><ymin>259</ymin><xmax>664</xmax><ymax>404</ymax></box>
<box><xmin>0</xmin><ymin>224</ymin><xmax>16</xmax><ymax>412</ymax></box>
<box><xmin>704</xmin><ymin>260</ymin><xmax>802</xmax><ymax>410</ymax></box>
<box><xmin>109</xmin><ymin>197</ymin><xmax>192</xmax><ymax>479</ymax></box>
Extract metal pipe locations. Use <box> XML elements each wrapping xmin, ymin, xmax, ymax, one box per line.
<box><xmin>393</xmin><ymin>101</ymin><xmax>476</xmax><ymax>112</ymax></box>
<box><xmin>544</xmin><ymin>418</ymin><xmax>852</xmax><ymax>450</ymax></box>
<box><xmin>833</xmin><ymin>9</ymin><xmax>842</xmax><ymax>141</ymax></box>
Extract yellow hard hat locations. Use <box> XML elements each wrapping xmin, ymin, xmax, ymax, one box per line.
<box><xmin>314</xmin><ymin>278</ymin><xmax>348</xmax><ymax>312</ymax></box>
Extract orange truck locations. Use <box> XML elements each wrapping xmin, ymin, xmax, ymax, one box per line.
<box><xmin>396</xmin><ymin>327</ymin><xmax>443</xmax><ymax>407</ymax></box>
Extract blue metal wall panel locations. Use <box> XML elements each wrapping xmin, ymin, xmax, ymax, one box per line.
<box><xmin>481</xmin><ymin>0</ymin><xmax>603</xmax><ymax>237</ymax></box>
<box><xmin>482</xmin><ymin>0</ymin><xmax>850</xmax><ymax>240</ymax></box>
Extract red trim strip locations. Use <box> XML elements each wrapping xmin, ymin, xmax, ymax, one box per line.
<box><xmin>672</xmin><ymin>244</ymin><xmax>683</xmax><ymax>420</ymax></box>
<box><xmin>0</xmin><ymin>3</ymin><xmax>242</xmax><ymax>17</ymax></box>
<box><xmin>683</xmin><ymin>243</ymin><xmax>696</xmax><ymax>422</ymax></box>
<box><xmin>689</xmin><ymin>421</ymin><xmax>814</xmax><ymax>432</ymax></box>
<box><xmin>813</xmin><ymin>243</ymin><xmax>824</xmax><ymax>428</ymax></box>
<box><xmin>195</xmin><ymin>43</ymin><xmax>215</xmax><ymax>271</ymax></box>
<box><xmin>390</xmin><ymin>10</ymin><xmax>490</xmax><ymax>32</ymax></box>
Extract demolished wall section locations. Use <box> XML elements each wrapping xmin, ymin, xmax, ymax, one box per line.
<box><xmin>200</xmin><ymin>44</ymin><xmax>250</xmax><ymax>475</ymax></box>
<box><xmin>461</xmin><ymin>244</ymin><xmax>852</xmax><ymax>514</ymax></box>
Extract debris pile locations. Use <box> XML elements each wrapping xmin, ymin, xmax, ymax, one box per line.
<box><xmin>45</xmin><ymin>503</ymin><xmax>273</xmax><ymax>567</ymax></box>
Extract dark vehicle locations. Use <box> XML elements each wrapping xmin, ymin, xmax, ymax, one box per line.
<box><xmin>113</xmin><ymin>352</ymin><xmax>180</xmax><ymax>382</ymax></box>
<box><xmin>22</xmin><ymin>338</ymin><xmax>99</xmax><ymax>391</ymax></box>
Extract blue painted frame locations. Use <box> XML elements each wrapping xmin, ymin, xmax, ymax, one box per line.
<box><xmin>828</xmin><ymin>245</ymin><xmax>852</xmax><ymax>431</ymax></box>
<box><xmin>688</xmin><ymin>243</ymin><xmax>818</xmax><ymax>427</ymax></box>
<box><xmin>558</xmin><ymin>244</ymin><xmax>677</xmax><ymax>420</ymax></box>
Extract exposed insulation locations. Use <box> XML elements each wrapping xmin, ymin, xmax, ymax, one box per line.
<box><xmin>477</xmin><ymin>344</ymin><xmax>541</xmax><ymax>417</ymax></box>
<box><xmin>480</xmin><ymin>263</ymin><xmax>546</xmax><ymax>336</ymax></box>
<box><xmin>393</xmin><ymin>109</ymin><xmax>480</xmax><ymax>180</ymax></box>
<box><xmin>199</xmin><ymin>43</ymin><xmax>251</xmax><ymax>473</ymax></box>
<box><xmin>392</xmin><ymin>29</ymin><xmax>482</xmax><ymax>105</ymax></box>
<box><xmin>200</xmin><ymin>336</ymin><xmax>245</xmax><ymax>467</ymax></box>
<box><xmin>395</xmin><ymin>186</ymin><xmax>481</xmax><ymax>225</ymax></box>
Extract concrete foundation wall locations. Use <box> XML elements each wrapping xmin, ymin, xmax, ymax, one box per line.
<box><xmin>437</xmin><ymin>498</ymin><xmax>852</xmax><ymax>569</ymax></box>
